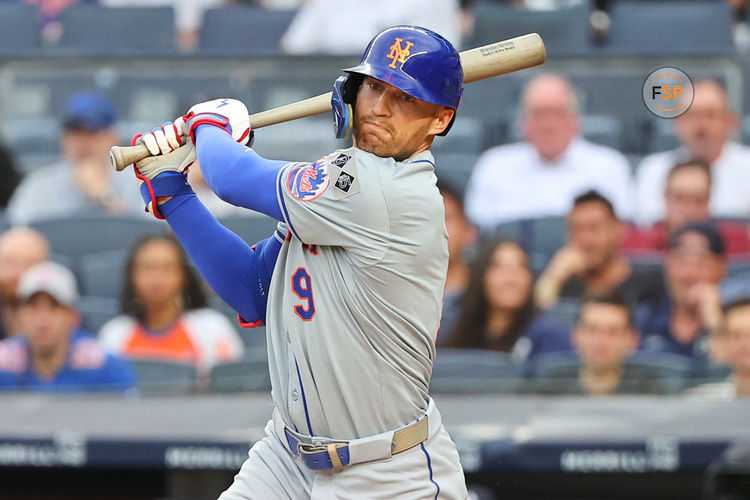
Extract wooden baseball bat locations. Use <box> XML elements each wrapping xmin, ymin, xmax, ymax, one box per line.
<box><xmin>110</xmin><ymin>32</ymin><xmax>546</xmax><ymax>171</ymax></box>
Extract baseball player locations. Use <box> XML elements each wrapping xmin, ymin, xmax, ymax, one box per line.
<box><xmin>129</xmin><ymin>25</ymin><xmax>467</xmax><ymax>499</ymax></box>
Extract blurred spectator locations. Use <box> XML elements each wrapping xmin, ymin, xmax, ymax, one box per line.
<box><xmin>636</xmin><ymin>79</ymin><xmax>750</xmax><ymax>224</ymax></box>
<box><xmin>0</xmin><ymin>261</ymin><xmax>135</xmax><ymax>392</ymax></box>
<box><xmin>535</xmin><ymin>190</ymin><xmax>664</xmax><ymax>309</ymax></box>
<box><xmin>637</xmin><ymin>221</ymin><xmax>726</xmax><ymax>361</ymax></box>
<box><xmin>624</xmin><ymin>159</ymin><xmax>750</xmax><ymax>256</ymax></box>
<box><xmin>465</xmin><ymin>73</ymin><xmax>634</xmax><ymax>230</ymax></box>
<box><xmin>0</xmin><ymin>143</ymin><xmax>20</xmax><ymax>209</ymax></box>
<box><xmin>691</xmin><ymin>297</ymin><xmax>750</xmax><ymax>398</ymax></box>
<box><xmin>280</xmin><ymin>0</ymin><xmax>461</xmax><ymax>54</ymax></box>
<box><xmin>533</xmin><ymin>291</ymin><xmax>667</xmax><ymax>396</ymax></box>
<box><xmin>0</xmin><ymin>228</ymin><xmax>50</xmax><ymax>339</ymax></box>
<box><xmin>6</xmin><ymin>91</ymin><xmax>145</xmax><ymax>226</ymax></box>
<box><xmin>23</xmin><ymin>0</ymin><xmax>96</xmax><ymax>44</ymax></box>
<box><xmin>99</xmin><ymin>234</ymin><xmax>244</xmax><ymax>377</ymax></box>
<box><xmin>437</xmin><ymin>180</ymin><xmax>477</xmax><ymax>334</ymax></box>
<box><xmin>188</xmin><ymin>162</ymin><xmax>246</xmax><ymax>217</ymax></box>
<box><xmin>728</xmin><ymin>0</ymin><xmax>750</xmax><ymax>51</ymax></box>
<box><xmin>441</xmin><ymin>238</ymin><xmax>571</xmax><ymax>361</ymax></box>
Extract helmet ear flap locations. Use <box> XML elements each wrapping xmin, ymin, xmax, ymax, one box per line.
<box><xmin>341</xmin><ymin>73</ymin><xmax>364</xmax><ymax>107</ymax></box>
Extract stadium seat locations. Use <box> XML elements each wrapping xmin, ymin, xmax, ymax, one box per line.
<box><xmin>78</xmin><ymin>249</ymin><xmax>128</xmax><ymax>299</ymax></box>
<box><xmin>78</xmin><ymin>295</ymin><xmax>119</xmax><ymax>334</ymax></box>
<box><xmin>545</xmin><ymin>298</ymin><xmax>581</xmax><ymax>329</ymax></box>
<box><xmin>465</xmin><ymin>3</ymin><xmax>591</xmax><ymax>57</ymax></box>
<box><xmin>528</xmin><ymin>216</ymin><xmax>566</xmax><ymax>261</ymax></box>
<box><xmin>431</xmin><ymin>349</ymin><xmax>524</xmax><ymax>393</ymax></box>
<box><xmin>210</xmin><ymin>353</ymin><xmax>270</xmax><ymax>393</ymax></box>
<box><xmin>431</xmin><ymin>117</ymin><xmax>484</xmax><ymax>155</ymax></box>
<box><xmin>218</xmin><ymin>214</ymin><xmax>281</xmax><ymax>247</ymax></box>
<box><xmin>251</xmin><ymin>118</ymin><xmax>350</xmax><ymax>163</ymax></box>
<box><xmin>0</xmin><ymin>3</ymin><xmax>40</xmax><ymax>55</ymax></box>
<box><xmin>433</xmin><ymin>152</ymin><xmax>479</xmax><ymax>194</ymax></box>
<box><xmin>58</xmin><ymin>5</ymin><xmax>177</xmax><ymax>56</ymax></box>
<box><xmin>492</xmin><ymin>219</ymin><xmax>525</xmax><ymax>242</ymax></box>
<box><xmin>1</xmin><ymin>118</ymin><xmax>61</xmax><ymax>171</ymax></box>
<box><xmin>581</xmin><ymin>114</ymin><xmax>623</xmax><ymax>151</ymax></box>
<box><xmin>30</xmin><ymin>216</ymin><xmax>161</xmax><ymax>265</ymax></box>
<box><xmin>199</xmin><ymin>7</ymin><xmax>296</xmax><ymax>56</ymax></box>
<box><xmin>623</xmin><ymin>351</ymin><xmax>692</xmax><ymax>393</ymax></box>
<box><xmin>603</xmin><ymin>1</ymin><xmax>734</xmax><ymax>56</ymax></box>
<box><xmin>128</xmin><ymin>358</ymin><xmax>197</xmax><ymax>394</ymax></box>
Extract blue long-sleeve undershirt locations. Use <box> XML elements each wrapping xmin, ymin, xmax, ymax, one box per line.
<box><xmin>159</xmin><ymin>191</ymin><xmax>283</xmax><ymax>324</ymax></box>
<box><xmin>195</xmin><ymin>125</ymin><xmax>288</xmax><ymax>220</ymax></box>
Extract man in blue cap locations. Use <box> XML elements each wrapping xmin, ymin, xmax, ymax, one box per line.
<box><xmin>6</xmin><ymin>91</ymin><xmax>144</xmax><ymax>225</ymax></box>
<box><xmin>123</xmin><ymin>25</ymin><xmax>468</xmax><ymax>499</ymax></box>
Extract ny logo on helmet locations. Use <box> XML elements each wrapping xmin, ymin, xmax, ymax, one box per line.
<box><xmin>386</xmin><ymin>38</ymin><xmax>414</xmax><ymax>69</ymax></box>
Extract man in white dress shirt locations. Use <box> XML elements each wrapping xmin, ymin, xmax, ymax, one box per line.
<box><xmin>464</xmin><ymin>73</ymin><xmax>635</xmax><ymax>231</ymax></box>
<box><xmin>635</xmin><ymin>79</ymin><xmax>750</xmax><ymax>225</ymax></box>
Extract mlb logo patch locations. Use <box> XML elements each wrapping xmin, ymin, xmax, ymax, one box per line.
<box><xmin>287</xmin><ymin>158</ymin><xmax>330</xmax><ymax>202</ymax></box>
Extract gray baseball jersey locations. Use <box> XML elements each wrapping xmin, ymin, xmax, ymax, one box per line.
<box><xmin>267</xmin><ymin>146</ymin><xmax>447</xmax><ymax>440</ymax></box>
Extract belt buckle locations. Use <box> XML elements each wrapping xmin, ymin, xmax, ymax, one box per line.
<box><xmin>297</xmin><ymin>442</ymin><xmax>348</xmax><ymax>472</ymax></box>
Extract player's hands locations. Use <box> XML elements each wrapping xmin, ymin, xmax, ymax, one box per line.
<box><xmin>183</xmin><ymin>98</ymin><xmax>252</xmax><ymax>146</ymax></box>
<box><xmin>134</xmin><ymin>141</ymin><xmax>196</xmax><ymax>180</ymax></box>
<box><xmin>139</xmin><ymin>120</ymin><xmax>188</xmax><ymax>156</ymax></box>
<box><xmin>132</xmin><ymin>132</ymin><xmax>197</xmax><ymax>220</ymax></box>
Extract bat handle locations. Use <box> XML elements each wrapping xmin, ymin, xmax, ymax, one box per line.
<box><xmin>110</xmin><ymin>142</ymin><xmax>151</xmax><ymax>171</ymax></box>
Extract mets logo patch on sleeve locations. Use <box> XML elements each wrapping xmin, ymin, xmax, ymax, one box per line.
<box><xmin>286</xmin><ymin>158</ymin><xmax>330</xmax><ymax>202</ymax></box>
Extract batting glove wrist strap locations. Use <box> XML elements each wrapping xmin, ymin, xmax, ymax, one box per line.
<box><xmin>183</xmin><ymin>98</ymin><xmax>252</xmax><ymax>146</ymax></box>
<box><xmin>138</xmin><ymin>171</ymin><xmax>194</xmax><ymax>220</ymax></box>
<box><xmin>184</xmin><ymin>111</ymin><xmax>233</xmax><ymax>144</ymax></box>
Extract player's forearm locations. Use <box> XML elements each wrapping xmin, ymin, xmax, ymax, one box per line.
<box><xmin>159</xmin><ymin>192</ymin><xmax>275</xmax><ymax>323</ymax></box>
<box><xmin>195</xmin><ymin>125</ymin><xmax>286</xmax><ymax>220</ymax></box>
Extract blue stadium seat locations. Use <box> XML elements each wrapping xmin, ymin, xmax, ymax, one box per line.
<box><xmin>78</xmin><ymin>250</ymin><xmax>128</xmax><ymax>299</ymax></box>
<box><xmin>431</xmin><ymin>349</ymin><xmax>524</xmax><ymax>393</ymax></box>
<box><xmin>432</xmin><ymin>117</ymin><xmax>484</xmax><ymax>156</ymax></box>
<box><xmin>218</xmin><ymin>214</ymin><xmax>281</xmax><ymax>247</ymax></box>
<box><xmin>251</xmin><ymin>118</ymin><xmax>350</xmax><ymax>163</ymax></box>
<box><xmin>199</xmin><ymin>7</ymin><xmax>296</xmax><ymax>56</ymax></box>
<box><xmin>1</xmin><ymin>119</ymin><xmax>61</xmax><ymax>171</ymax></box>
<box><xmin>210</xmin><ymin>352</ymin><xmax>270</xmax><ymax>392</ymax></box>
<box><xmin>433</xmin><ymin>152</ymin><xmax>479</xmax><ymax>195</ymax></box>
<box><xmin>582</xmin><ymin>114</ymin><xmax>623</xmax><ymax>151</ymax></box>
<box><xmin>30</xmin><ymin>216</ymin><xmax>161</xmax><ymax>265</ymax></box>
<box><xmin>78</xmin><ymin>295</ymin><xmax>119</xmax><ymax>334</ymax></box>
<box><xmin>465</xmin><ymin>3</ymin><xmax>591</xmax><ymax>57</ymax></box>
<box><xmin>0</xmin><ymin>3</ymin><xmax>40</xmax><ymax>55</ymax></box>
<box><xmin>603</xmin><ymin>1</ymin><xmax>734</xmax><ymax>56</ymax></box>
<box><xmin>128</xmin><ymin>358</ymin><xmax>197</xmax><ymax>394</ymax></box>
<box><xmin>528</xmin><ymin>216</ymin><xmax>566</xmax><ymax>261</ymax></box>
<box><xmin>58</xmin><ymin>5</ymin><xmax>177</xmax><ymax>56</ymax></box>
<box><xmin>545</xmin><ymin>298</ymin><xmax>581</xmax><ymax>329</ymax></box>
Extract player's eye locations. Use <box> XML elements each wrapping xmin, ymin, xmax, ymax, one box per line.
<box><xmin>401</xmin><ymin>93</ymin><xmax>414</xmax><ymax>103</ymax></box>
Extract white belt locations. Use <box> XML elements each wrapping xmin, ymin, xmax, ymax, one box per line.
<box><xmin>272</xmin><ymin>398</ymin><xmax>441</xmax><ymax>471</ymax></box>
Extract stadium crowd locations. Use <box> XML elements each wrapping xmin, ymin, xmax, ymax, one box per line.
<box><xmin>0</xmin><ymin>0</ymin><xmax>749</xmax><ymax>399</ymax></box>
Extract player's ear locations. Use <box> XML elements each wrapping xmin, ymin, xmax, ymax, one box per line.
<box><xmin>430</xmin><ymin>107</ymin><xmax>454</xmax><ymax>136</ymax></box>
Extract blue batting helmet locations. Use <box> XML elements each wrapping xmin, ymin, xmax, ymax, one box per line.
<box><xmin>340</xmin><ymin>25</ymin><xmax>464</xmax><ymax>136</ymax></box>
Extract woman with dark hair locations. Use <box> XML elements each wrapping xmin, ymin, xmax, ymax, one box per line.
<box><xmin>441</xmin><ymin>238</ymin><xmax>572</xmax><ymax>361</ymax></box>
<box><xmin>99</xmin><ymin>234</ymin><xmax>244</xmax><ymax>375</ymax></box>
